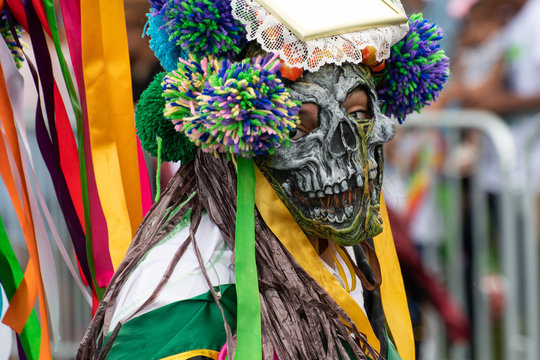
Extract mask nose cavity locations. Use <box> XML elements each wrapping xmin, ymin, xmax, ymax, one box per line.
<box><xmin>330</xmin><ymin>119</ymin><xmax>358</xmax><ymax>156</ymax></box>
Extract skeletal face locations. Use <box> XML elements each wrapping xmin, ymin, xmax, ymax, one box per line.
<box><xmin>256</xmin><ymin>63</ymin><xmax>395</xmax><ymax>246</ymax></box>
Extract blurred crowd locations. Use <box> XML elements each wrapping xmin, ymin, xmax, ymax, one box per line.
<box><xmin>383</xmin><ymin>0</ymin><xmax>540</xmax><ymax>359</ymax></box>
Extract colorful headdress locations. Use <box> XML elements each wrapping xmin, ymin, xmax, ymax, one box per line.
<box><xmin>131</xmin><ymin>3</ymin><xmax>450</xmax><ymax>360</ymax></box>
<box><xmin>137</xmin><ymin>1</ymin><xmax>449</xmax><ymax>165</ymax></box>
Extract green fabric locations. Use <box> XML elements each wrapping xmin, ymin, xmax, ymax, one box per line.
<box><xmin>105</xmin><ymin>284</ymin><xmax>237</xmax><ymax>360</ymax></box>
<box><xmin>234</xmin><ymin>157</ymin><xmax>261</xmax><ymax>360</ymax></box>
<box><xmin>0</xmin><ymin>215</ymin><xmax>41</xmax><ymax>359</ymax></box>
<box><xmin>387</xmin><ymin>337</ymin><xmax>401</xmax><ymax>360</ymax></box>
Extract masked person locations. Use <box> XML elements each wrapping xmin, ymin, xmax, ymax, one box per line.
<box><xmin>78</xmin><ymin>1</ymin><xmax>448</xmax><ymax>359</ymax></box>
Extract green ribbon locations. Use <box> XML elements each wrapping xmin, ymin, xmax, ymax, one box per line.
<box><xmin>155</xmin><ymin>137</ymin><xmax>163</xmax><ymax>203</ymax></box>
<box><xmin>0</xmin><ymin>215</ymin><xmax>41</xmax><ymax>359</ymax></box>
<box><xmin>234</xmin><ymin>157</ymin><xmax>262</xmax><ymax>360</ymax></box>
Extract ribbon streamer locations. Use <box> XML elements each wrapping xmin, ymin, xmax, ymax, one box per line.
<box><xmin>234</xmin><ymin>157</ymin><xmax>262</xmax><ymax>360</ymax></box>
<box><xmin>0</xmin><ymin>56</ymin><xmax>51</xmax><ymax>359</ymax></box>
<box><xmin>0</xmin><ymin>34</ymin><xmax>91</xmax><ymax>306</ymax></box>
<box><xmin>19</xmin><ymin>0</ymin><xmax>92</xmax><ymax>288</ymax></box>
<box><xmin>0</xmin><ymin>215</ymin><xmax>41</xmax><ymax>359</ymax></box>
<box><xmin>374</xmin><ymin>194</ymin><xmax>414</xmax><ymax>360</ymax></box>
<box><xmin>57</xmin><ymin>0</ymin><xmax>114</xmax><ymax>289</ymax></box>
<box><xmin>254</xmin><ymin>166</ymin><xmax>381</xmax><ymax>352</ymax></box>
<box><xmin>137</xmin><ymin>137</ymin><xmax>152</xmax><ymax>216</ymax></box>
<box><xmin>0</xmin><ymin>33</ymin><xmax>60</xmax><ymax>347</ymax></box>
<box><xmin>81</xmin><ymin>0</ymin><xmax>143</xmax><ymax>270</ymax></box>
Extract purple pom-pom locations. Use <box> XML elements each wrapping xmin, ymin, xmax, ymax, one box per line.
<box><xmin>377</xmin><ymin>13</ymin><xmax>450</xmax><ymax>123</ymax></box>
<box><xmin>149</xmin><ymin>0</ymin><xmax>168</xmax><ymax>13</ymax></box>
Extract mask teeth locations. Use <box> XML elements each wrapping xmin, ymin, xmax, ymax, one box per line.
<box><xmin>282</xmin><ymin>181</ymin><xmax>292</xmax><ymax>197</ymax></box>
<box><xmin>299</xmin><ymin>176</ymin><xmax>363</xmax><ymax>222</ymax></box>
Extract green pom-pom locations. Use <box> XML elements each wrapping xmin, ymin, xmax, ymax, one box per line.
<box><xmin>135</xmin><ymin>72</ymin><xmax>195</xmax><ymax>163</ymax></box>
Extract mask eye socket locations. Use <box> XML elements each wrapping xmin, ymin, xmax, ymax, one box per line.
<box><xmin>348</xmin><ymin>109</ymin><xmax>371</xmax><ymax>122</ymax></box>
<box><xmin>343</xmin><ymin>87</ymin><xmax>372</xmax><ymax>122</ymax></box>
<box><xmin>291</xmin><ymin>102</ymin><xmax>319</xmax><ymax>141</ymax></box>
<box><xmin>289</xmin><ymin>128</ymin><xmax>307</xmax><ymax>140</ymax></box>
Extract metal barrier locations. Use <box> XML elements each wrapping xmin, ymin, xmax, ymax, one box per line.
<box><xmin>400</xmin><ymin>109</ymin><xmax>539</xmax><ymax>360</ymax></box>
<box><xmin>521</xmin><ymin>115</ymin><xmax>540</xmax><ymax>359</ymax></box>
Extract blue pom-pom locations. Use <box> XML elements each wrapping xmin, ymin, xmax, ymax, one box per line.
<box><xmin>147</xmin><ymin>10</ymin><xmax>187</xmax><ymax>72</ymax></box>
<box><xmin>377</xmin><ymin>14</ymin><xmax>450</xmax><ymax>123</ymax></box>
<box><xmin>165</xmin><ymin>0</ymin><xmax>246</xmax><ymax>59</ymax></box>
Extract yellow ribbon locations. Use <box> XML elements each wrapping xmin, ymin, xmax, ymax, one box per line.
<box><xmin>374</xmin><ymin>194</ymin><xmax>415</xmax><ymax>360</ymax></box>
<box><xmin>254</xmin><ymin>167</ymin><xmax>414</xmax><ymax>359</ymax></box>
<box><xmin>81</xmin><ymin>0</ymin><xmax>143</xmax><ymax>269</ymax></box>
<box><xmin>254</xmin><ymin>166</ymin><xmax>380</xmax><ymax>352</ymax></box>
<box><xmin>159</xmin><ymin>349</ymin><xmax>219</xmax><ymax>360</ymax></box>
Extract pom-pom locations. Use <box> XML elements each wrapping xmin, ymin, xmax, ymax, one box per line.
<box><xmin>163</xmin><ymin>54</ymin><xmax>300</xmax><ymax>158</ymax></box>
<box><xmin>149</xmin><ymin>0</ymin><xmax>167</xmax><ymax>13</ymax></box>
<box><xmin>162</xmin><ymin>55</ymin><xmax>220</xmax><ymax>127</ymax></box>
<box><xmin>147</xmin><ymin>10</ymin><xmax>187</xmax><ymax>72</ymax></box>
<box><xmin>377</xmin><ymin>13</ymin><xmax>449</xmax><ymax>123</ymax></box>
<box><xmin>165</xmin><ymin>0</ymin><xmax>246</xmax><ymax>59</ymax></box>
<box><xmin>136</xmin><ymin>72</ymin><xmax>195</xmax><ymax>163</ymax></box>
<box><xmin>1</xmin><ymin>10</ymin><xmax>25</xmax><ymax>69</ymax></box>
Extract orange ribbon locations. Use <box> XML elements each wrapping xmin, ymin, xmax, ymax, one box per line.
<box><xmin>374</xmin><ymin>195</ymin><xmax>415</xmax><ymax>360</ymax></box>
<box><xmin>0</xmin><ymin>60</ymin><xmax>51</xmax><ymax>359</ymax></box>
<box><xmin>254</xmin><ymin>167</ymin><xmax>415</xmax><ymax>359</ymax></box>
<box><xmin>81</xmin><ymin>0</ymin><xmax>143</xmax><ymax>269</ymax></box>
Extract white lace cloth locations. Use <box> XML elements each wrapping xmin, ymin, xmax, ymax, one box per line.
<box><xmin>231</xmin><ymin>0</ymin><xmax>409</xmax><ymax>72</ymax></box>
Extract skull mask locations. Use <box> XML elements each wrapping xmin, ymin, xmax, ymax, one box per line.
<box><xmin>256</xmin><ymin>63</ymin><xmax>395</xmax><ymax>246</ymax></box>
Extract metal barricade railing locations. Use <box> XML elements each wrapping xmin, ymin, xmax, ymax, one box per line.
<box><xmin>521</xmin><ymin>115</ymin><xmax>540</xmax><ymax>359</ymax></box>
<box><xmin>401</xmin><ymin>109</ymin><xmax>539</xmax><ymax>360</ymax></box>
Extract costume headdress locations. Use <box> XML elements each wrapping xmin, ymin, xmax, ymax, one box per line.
<box><xmin>87</xmin><ymin>1</ymin><xmax>449</xmax><ymax>359</ymax></box>
<box><xmin>125</xmin><ymin>0</ymin><xmax>448</xmax><ymax>357</ymax></box>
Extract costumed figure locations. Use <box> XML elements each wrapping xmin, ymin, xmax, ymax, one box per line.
<box><xmin>78</xmin><ymin>0</ymin><xmax>449</xmax><ymax>359</ymax></box>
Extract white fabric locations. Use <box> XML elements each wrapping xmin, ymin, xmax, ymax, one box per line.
<box><xmin>231</xmin><ymin>0</ymin><xmax>409</xmax><ymax>71</ymax></box>
<box><xmin>110</xmin><ymin>213</ymin><xmax>368</xmax><ymax>332</ymax></box>
<box><xmin>502</xmin><ymin>0</ymin><xmax>540</xmax><ymax>97</ymax></box>
<box><xmin>0</xmin><ymin>285</ymin><xmax>13</xmax><ymax>360</ymax></box>
<box><xmin>459</xmin><ymin>32</ymin><xmax>505</xmax><ymax>89</ymax></box>
<box><xmin>109</xmin><ymin>214</ymin><xmax>235</xmax><ymax>332</ymax></box>
<box><xmin>323</xmin><ymin>247</ymin><xmax>366</xmax><ymax>314</ymax></box>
